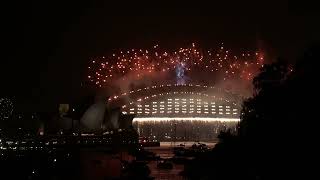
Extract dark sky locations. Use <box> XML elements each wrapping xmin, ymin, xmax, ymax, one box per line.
<box><xmin>2</xmin><ymin>1</ymin><xmax>319</xmax><ymax>112</ymax></box>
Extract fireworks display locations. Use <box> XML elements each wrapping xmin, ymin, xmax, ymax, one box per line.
<box><xmin>176</xmin><ymin>62</ymin><xmax>186</xmax><ymax>85</ymax></box>
<box><xmin>87</xmin><ymin>43</ymin><xmax>264</xmax><ymax>89</ymax></box>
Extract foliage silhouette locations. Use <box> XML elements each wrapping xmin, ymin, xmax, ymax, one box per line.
<box><xmin>183</xmin><ymin>43</ymin><xmax>319</xmax><ymax>180</ymax></box>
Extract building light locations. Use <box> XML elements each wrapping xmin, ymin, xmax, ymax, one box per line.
<box><xmin>219</xmin><ymin>112</ymin><xmax>223</xmax><ymax>114</ymax></box>
<box><xmin>219</xmin><ymin>109</ymin><xmax>223</xmax><ymax>111</ymax></box>
<box><xmin>197</xmin><ymin>111</ymin><xmax>201</xmax><ymax>113</ymax></box>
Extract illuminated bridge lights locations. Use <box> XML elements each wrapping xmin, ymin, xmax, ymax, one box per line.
<box><xmin>133</xmin><ymin>117</ymin><xmax>240</xmax><ymax>122</ymax></box>
<box><xmin>122</xmin><ymin>97</ymin><xmax>239</xmax><ymax>118</ymax></box>
<box><xmin>107</xmin><ymin>83</ymin><xmax>242</xmax><ymax>103</ymax></box>
<box><xmin>127</xmin><ymin>92</ymin><xmax>238</xmax><ymax>107</ymax></box>
<box><xmin>111</xmin><ymin>83</ymin><xmax>242</xmax><ymax>143</ymax></box>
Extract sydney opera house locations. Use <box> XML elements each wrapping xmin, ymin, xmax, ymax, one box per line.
<box><xmin>79</xmin><ymin>99</ymin><xmax>134</xmax><ymax>132</ymax></box>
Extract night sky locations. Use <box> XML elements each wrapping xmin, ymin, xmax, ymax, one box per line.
<box><xmin>2</xmin><ymin>1</ymin><xmax>319</xmax><ymax>112</ymax></box>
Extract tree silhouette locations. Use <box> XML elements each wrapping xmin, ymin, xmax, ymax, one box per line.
<box><xmin>184</xmin><ymin>43</ymin><xmax>320</xmax><ymax>180</ymax></box>
<box><xmin>252</xmin><ymin>59</ymin><xmax>289</xmax><ymax>94</ymax></box>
